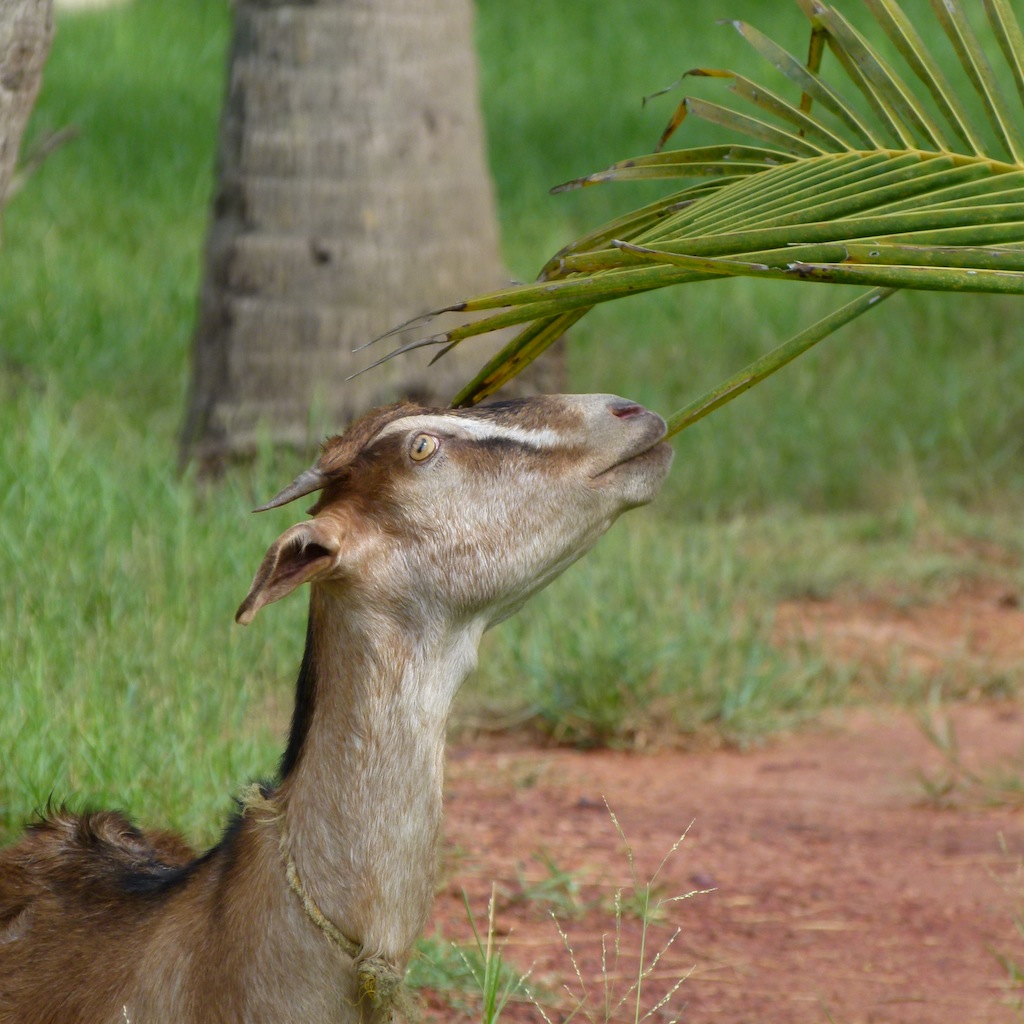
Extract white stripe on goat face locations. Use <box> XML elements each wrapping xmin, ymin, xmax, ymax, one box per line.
<box><xmin>374</xmin><ymin>414</ymin><xmax>565</xmax><ymax>452</ymax></box>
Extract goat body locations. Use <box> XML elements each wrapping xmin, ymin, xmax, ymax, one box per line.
<box><xmin>0</xmin><ymin>395</ymin><xmax>672</xmax><ymax>1023</ymax></box>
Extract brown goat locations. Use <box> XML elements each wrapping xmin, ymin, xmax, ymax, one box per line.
<box><xmin>0</xmin><ymin>395</ymin><xmax>672</xmax><ymax>1024</ymax></box>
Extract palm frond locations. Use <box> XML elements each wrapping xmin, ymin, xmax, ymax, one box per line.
<box><xmin>932</xmin><ymin>0</ymin><xmax>1024</xmax><ymax>162</ymax></box>
<box><xmin>864</xmin><ymin>0</ymin><xmax>985</xmax><ymax>152</ymax></box>
<box><xmin>376</xmin><ymin>1</ymin><xmax>1024</xmax><ymax>425</ymax></box>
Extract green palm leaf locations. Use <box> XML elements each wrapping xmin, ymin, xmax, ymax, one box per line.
<box><xmin>375</xmin><ymin>1</ymin><xmax>1024</xmax><ymax>430</ymax></box>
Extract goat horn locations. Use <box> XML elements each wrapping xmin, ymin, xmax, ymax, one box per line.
<box><xmin>252</xmin><ymin>467</ymin><xmax>329</xmax><ymax>513</ymax></box>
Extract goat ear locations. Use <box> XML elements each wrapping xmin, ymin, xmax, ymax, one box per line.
<box><xmin>235</xmin><ymin>520</ymin><xmax>341</xmax><ymax>626</ymax></box>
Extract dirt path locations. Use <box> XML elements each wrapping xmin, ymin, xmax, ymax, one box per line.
<box><xmin>426</xmin><ymin>702</ymin><xmax>1024</xmax><ymax>1023</ymax></box>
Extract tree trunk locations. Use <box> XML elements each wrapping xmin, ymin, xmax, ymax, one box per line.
<box><xmin>182</xmin><ymin>0</ymin><xmax>561</xmax><ymax>469</ymax></box>
<box><xmin>0</xmin><ymin>0</ymin><xmax>54</xmax><ymax>237</ymax></box>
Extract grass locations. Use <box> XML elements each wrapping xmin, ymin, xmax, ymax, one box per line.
<box><xmin>408</xmin><ymin>892</ymin><xmax>532</xmax><ymax>1021</ymax></box>
<box><xmin>916</xmin><ymin>697</ymin><xmax>1024</xmax><ymax>809</ymax></box>
<box><xmin>0</xmin><ymin>383</ymin><xmax>298</xmax><ymax>843</ymax></box>
<box><xmin>502</xmin><ymin>851</ymin><xmax>588</xmax><ymax>921</ymax></box>
<box><xmin>470</xmin><ymin>514</ymin><xmax>830</xmax><ymax>749</ymax></box>
<box><xmin>990</xmin><ymin>840</ymin><xmax>1024</xmax><ymax>1015</ymax></box>
<box><xmin>464</xmin><ymin>503</ymin><xmax>1024</xmax><ymax>748</ymax></box>
<box><xmin>527</xmin><ymin>810</ymin><xmax>701</xmax><ymax>1024</ymax></box>
<box><xmin>2</xmin><ymin>0</ymin><xmax>1023</xmax><ymax>839</ymax></box>
<box><xmin>410</xmin><ymin>817</ymin><xmax>703</xmax><ymax>1024</ymax></box>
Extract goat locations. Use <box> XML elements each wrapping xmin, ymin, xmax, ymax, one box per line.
<box><xmin>0</xmin><ymin>394</ymin><xmax>673</xmax><ymax>1024</ymax></box>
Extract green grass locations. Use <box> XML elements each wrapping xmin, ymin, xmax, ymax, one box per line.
<box><xmin>410</xmin><ymin>889</ymin><xmax>538</xmax><ymax>1023</ymax></box>
<box><xmin>0</xmin><ymin>382</ymin><xmax>300</xmax><ymax>844</ymax></box>
<box><xmin>2</xmin><ymin>0</ymin><xmax>1024</xmax><ymax>854</ymax></box>
<box><xmin>464</xmin><ymin>503</ymin><xmax>1024</xmax><ymax>749</ymax></box>
<box><xmin>990</xmin><ymin>841</ymin><xmax>1024</xmax><ymax>1013</ymax></box>
<box><xmin>915</xmin><ymin>699</ymin><xmax>1024</xmax><ymax>809</ymax></box>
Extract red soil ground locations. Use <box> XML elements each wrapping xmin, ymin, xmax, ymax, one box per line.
<box><xmin>423</xmin><ymin>586</ymin><xmax>1024</xmax><ymax>1023</ymax></box>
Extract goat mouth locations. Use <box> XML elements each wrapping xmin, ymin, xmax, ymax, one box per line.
<box><xmin>590</xmin><ymin>438</ymin><xmax>672</xmax><ymax>481</ymax></box>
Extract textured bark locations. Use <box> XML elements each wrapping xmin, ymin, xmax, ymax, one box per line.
<box><xmin>0</xmin><ymin>0</ymin><xmax>54</xmax><ymax>239</ymax></box>
<box><xmin>183</xmin><ymin>0</ymin><xmax>561</xmax><ymax>468</ymax></box>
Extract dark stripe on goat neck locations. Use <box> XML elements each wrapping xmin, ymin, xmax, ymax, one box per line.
<box><xmin>279</xmin><ymin>611</ymin><xmax>317</xmax><ymax>779</ymax></box>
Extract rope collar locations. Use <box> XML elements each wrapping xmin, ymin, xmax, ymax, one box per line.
<box><xmin>284</xmin><ymin>850</ymin><xmax>363</xmax><ymax>962</ymax></box>
<box><xmin>283</xmin><ymin>840</ymin><xmax>411</xmax><ymax>1018</ymax></box>
<box><xmin>236</xmin><ymin>781</ymin><xmax>412</xmax><ymax>1021</ymax></box>
<box><xmin>284</xmin><ymin>846</ymin><xmax>408</xmax><ymax>1017</ymax></box>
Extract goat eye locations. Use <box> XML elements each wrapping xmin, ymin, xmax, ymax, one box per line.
<box><xmin>409</xmin><ymin>433</ymin><xmax>439</xmax><ymax>462</ymax></box>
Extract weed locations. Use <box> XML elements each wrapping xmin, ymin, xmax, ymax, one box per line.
<box><xmin>502</xmin><ymin>850</ymin><xmax>587</xmax><ymax>921</ymax></box>
<box><xmin>916</xmin><ymin>696</ymin><xmax>1024</xmax><ymax>809</ymax></box>
<box><xmin>500</xmin><ymin>845</ymin><xmax>671</xmax><ymax>933</ymax></box>
<box><xmin>527</xmin><ymin>805</ymin><xmax>709</xmax><ymax>1024</ymax></box>
<box><xmin>409</xmin><ymin>888</ymin><xmax>532</xmax><ymax>1024</ymax></box>
<box><xmin>473</xmin><ymin>520</ymin><xmax>843</xmax><ymax>750</ymax></box>
<box><xmin>987</xmin><ymin>838</ymin><xmax>1024</xmax><ymax>1014</ymax></box>
<box><xmin>599</xmin><ymin>882</ymin><xmax>670</xmax><ymax>927</ymax></box>
<box><xmin>424</xmin><ymin>809</ymin><xmax>706</xmax><ymax>1024</ymax></box>
<box><xmin>915</xmin><ymin>695</ymin><xmax>973</xmax><ymax>808</ymax></box>
<box><xmin>466</xmin><ymin>888</ymin><xmax>534</xmax><ymax>1024</ymax></box>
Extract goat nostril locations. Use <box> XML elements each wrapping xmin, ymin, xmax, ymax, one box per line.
<box><xmin>609</xmin><ymin>401</ymin><xmax>646</xmax><ymax>419</ymax></box>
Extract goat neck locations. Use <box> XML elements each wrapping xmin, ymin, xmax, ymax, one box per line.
<box><xmin>275</xmin><ymin>583</ymin><xmax>482</xmax><ymax>964</ymax></box>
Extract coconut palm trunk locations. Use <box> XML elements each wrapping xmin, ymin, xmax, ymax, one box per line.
<box><xmin>181</xmin><ymin>0</ymin><xmax>559</xmax><ymax>468</ymax></box>
<box><xmin>0</xmin><ymin>0</ymin><xmax>54</xmax><ymax>237</ymax></box>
